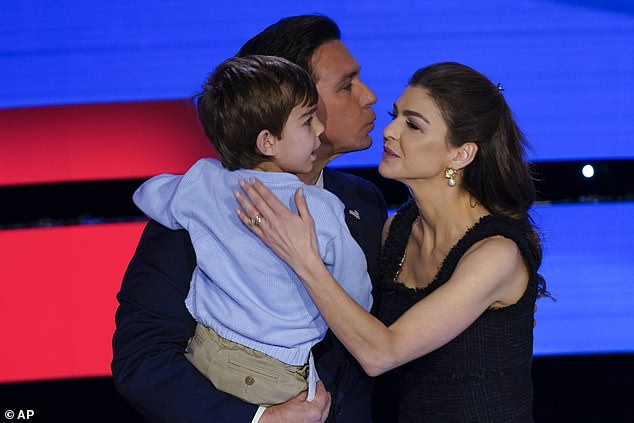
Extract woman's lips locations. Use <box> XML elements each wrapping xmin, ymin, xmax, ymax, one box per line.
<box><xmin>382</xmin><ymin>147</ymin><xmax>399</xmax><ymax>159</ymax></box>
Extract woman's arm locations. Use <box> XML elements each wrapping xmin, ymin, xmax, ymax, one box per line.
<box><xmin>235</xmin><ymin>179</ymin><xmax>528</xmax><ymax>376</ymax></box>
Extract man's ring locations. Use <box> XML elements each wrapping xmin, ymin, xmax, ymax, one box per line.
<box><xmin>249</xmin><ymin>214</ymin><xmax>263</xmax><ymax>226</ymax></box>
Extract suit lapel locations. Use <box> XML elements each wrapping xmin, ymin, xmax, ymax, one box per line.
<box><xmin>323</xmin><ymin>169</ymin><xmax>363</xmax><ymax>243</ymax></box>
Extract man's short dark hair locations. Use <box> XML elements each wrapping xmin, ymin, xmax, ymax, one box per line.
<box><xmin>237</xmin><ymin>15</ymin><xmax>340</xmax><ymax>77</ymax></box>
<box><xmin>196</xmin><ymin>55</ymin><xmax>318</xmax><ymax>170</ymax></box>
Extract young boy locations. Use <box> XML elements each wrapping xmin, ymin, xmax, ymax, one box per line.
<box><xmin>132</xmin><ymin>55</ymin><xmax>373</xmax><ymax>406</ymax></box>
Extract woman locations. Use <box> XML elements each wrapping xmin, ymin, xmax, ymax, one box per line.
<box><xmin>235</xmin><ymin>62</ymin><xmax>547</xmax><ymax>422</ymax></box>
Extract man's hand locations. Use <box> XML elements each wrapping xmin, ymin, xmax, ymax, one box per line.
<box><xmin>259</xmin><ymin>381</ymin><xmax>331</xmax><ymax>423</ymax></box>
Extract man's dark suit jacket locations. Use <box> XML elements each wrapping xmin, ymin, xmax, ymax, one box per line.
<box><xmin>112</xmin><ymin>168</ymin><xmax>387</xmax><ymax>423</ymax></box>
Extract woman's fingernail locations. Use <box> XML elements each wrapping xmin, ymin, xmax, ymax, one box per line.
<box><xmin>233</xmin><ymin>190</ymin><xmax>240</xmax><ymax>198</ymax></box>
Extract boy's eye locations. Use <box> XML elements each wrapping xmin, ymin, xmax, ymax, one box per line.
<box><xmin>305</xmin><ymin>116</ymin><xmax>313</xmax><ymax>126</ymax></box>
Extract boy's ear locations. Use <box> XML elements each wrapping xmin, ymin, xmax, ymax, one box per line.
<box><xmin>255</xmin><ymin>129</ymin><xmax>278</xmax><ymax>157</ymax></box>
<box><xmin>449</xmin><ymin>142</ymin><xmax>478</xmax><ymax>170</ymax></box>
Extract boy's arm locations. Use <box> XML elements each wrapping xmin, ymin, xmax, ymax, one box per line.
<box><xmin>112</xmin><ymin>220</ymin><xmax>330</xmax><ymax>423</ymax></box>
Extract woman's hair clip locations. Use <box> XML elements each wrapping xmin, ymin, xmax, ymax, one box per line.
<box><xmin>496</xmin><ymin>82</ymin><xmax>504</xmax><ymax>93</ymax></box>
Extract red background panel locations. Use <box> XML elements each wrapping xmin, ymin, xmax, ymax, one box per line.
<box><xmin>0</xmin><ymin>101</ymin><xmax>215</xmax><ymax>186</ymax></box>
<box><xmin>0</xmin><ymin>222</ymin><xmax>147</xmax><ymax>383</ymax></box>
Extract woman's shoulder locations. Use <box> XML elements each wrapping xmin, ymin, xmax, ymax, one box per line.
<box><xmin>381</xmin><ymin>214</ymin><xmax>396</xmax><ymax>244</ymax></box>
<box><xmin>459</xmin><ymin>215</ymin><xmax>530</xmax><ymax>248</ymax></box>
<box><xmin>384</xmin><ymin>199</ymin><xmax>418</xmax><ymax>238</ymax></box>
<box><xmin>447</xmin><ymin>215</ymin><xmax>535</xmax><ymax>286</ymax></box>
<box><xmin>460</xmin><ymin>234</ymin><xmax>522</xmax><ymax>268</ymax></box>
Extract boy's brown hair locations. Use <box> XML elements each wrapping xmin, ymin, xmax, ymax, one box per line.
<box><xmin>196</xmin><ymin>55</ymin><xmax>318</xmax><ymax>170</ymax></box>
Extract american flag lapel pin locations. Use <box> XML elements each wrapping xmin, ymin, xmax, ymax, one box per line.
<box><xmin>348</xmin><ymin>209</ymin><xmax>361</xmax><ymax>220</ymax></box>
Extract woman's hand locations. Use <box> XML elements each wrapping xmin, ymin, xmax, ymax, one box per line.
<box><xmin>234</xmin><ymin>179</ymin><xmax>322</xmax><ymax>277</ymax></box>
<box><xmin>235</xmin><ymin>178</ymin><xmax>391</xmax><ymax>377</ymax></box>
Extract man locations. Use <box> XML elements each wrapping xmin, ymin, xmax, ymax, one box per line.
<box><xmin>112</xmin><ymin>15</ymin><xmax>387</xmax><ymax>423</ymax></box>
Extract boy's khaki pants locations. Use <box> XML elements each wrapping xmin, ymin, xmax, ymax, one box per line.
<box><xmin>185</xmin><ymin>323</ymin><xmax>308</xmax><ymax>406</ymax></box>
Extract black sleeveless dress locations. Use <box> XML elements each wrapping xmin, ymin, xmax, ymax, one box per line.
<box><xmin>371</xmin><ymin>201</ymin><xmax>539</xmax><ymax>423</ymax></box>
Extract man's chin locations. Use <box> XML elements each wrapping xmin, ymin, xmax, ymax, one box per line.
<box><xmin>358</xmin><ymin>135</ymin><xmax>374</xmax><ymax>151</ymax></box>
<box><xmin>338</xmin><ymin>136</ymin><xmax>374</xmax><ymax>154</ymax></box>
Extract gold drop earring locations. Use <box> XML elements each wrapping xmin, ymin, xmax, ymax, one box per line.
<box><xmin>445</xmin><ymin>168</ymin><xmax>458</xmax><ymax>187</ymax></box>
